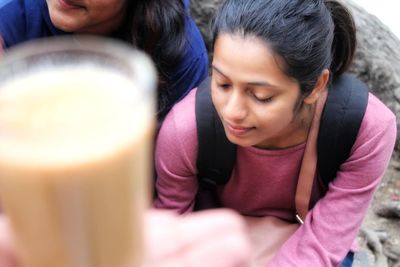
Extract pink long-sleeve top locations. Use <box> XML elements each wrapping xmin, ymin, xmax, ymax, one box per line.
<box><xmin>154</xmin><ymin>88</ymin><xmax>397</xmax><ymax>266</ymax></box>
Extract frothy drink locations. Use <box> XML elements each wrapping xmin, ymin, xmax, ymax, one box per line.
<box><xmin>0</xmin><ymin>45</ymin><xmax>155</xmax><ymax>267</ymax></box>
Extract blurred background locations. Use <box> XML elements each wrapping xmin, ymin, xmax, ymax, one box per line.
<box><xmin>352</xmin><ymin>0</ymin><xmax>400</xmax><ymax>38</ymax></box>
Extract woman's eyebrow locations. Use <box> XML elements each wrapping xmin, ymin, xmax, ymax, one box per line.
<box><xmin>211</xmin><ymin>65</ymin><xmax>229</xmax><ymax>79</ymax></box>
<box><xmin>211</xmin><ymin>65</ymin><xmax>278</xmax><ymax>89</ymax></box>
<box><xmin>246</xmin><ymin>81</ymin><xmax>272</xmax><ymax>87</ymax></box>
<box><xmin>212</xmin><ymin>65</ymin><xmax>281</xmax><ymax>90</ymax></box>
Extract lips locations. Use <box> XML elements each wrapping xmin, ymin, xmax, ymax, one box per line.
<box><xmin>226</xmin><ymin>123</ymin><xmax>254</xmax><ymax>136</ymax></box>
<box><xmin>58</xmin><ymin>0</ymin><xmax>84</xmax><ymax>10</ymax></box>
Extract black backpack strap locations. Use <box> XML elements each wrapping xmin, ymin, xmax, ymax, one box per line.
<box><xmin>195</xmin><ymin>77</ymin><xmax>236</xmax><ymax>209</ymax></box>
<box><xmin>317</xmin><ymin>73</ymin><xmax>369</xmax><ymax>187</ymax></box>
<box><xmin>195</xmin><ymin>77</ymin><xmax>237</xmax><ymax>188</ymax></box>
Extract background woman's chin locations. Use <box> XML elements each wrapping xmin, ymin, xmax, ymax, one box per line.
<box><xmin>47</xmin><ymin>0</ymin><xmax>86</xmax><ymax>32</ymax></box>
<box><xmin>48</xmin><ymin>11</ymin><xmax>81</xmax><ymax>33</ymax></box>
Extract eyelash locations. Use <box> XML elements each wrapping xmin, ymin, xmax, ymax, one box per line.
<box><xmin>217</xmin><ymin>83</ymin><xmax>231</xmax><ymax>90</ymax></box>
<box><xmin>253</xmin><ymin>95</ymin><xmax>273</xmax><ymax>103</ymax></box>
<box><xmin>216</xmin><ymin>83</ymin><xmax>273</xmax><ymax>103</ymax></box>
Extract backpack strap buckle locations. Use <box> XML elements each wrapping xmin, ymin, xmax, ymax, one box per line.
<box><xmin>295</xmin><ymin>213</ymin><xmax>304</xmax><ymax>225</ymax></box>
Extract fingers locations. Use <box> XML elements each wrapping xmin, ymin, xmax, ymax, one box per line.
<box><xmin>176</xmin><ymin>222</ymin><xmax>250</xmax><ymax>267</ymax></box>
<box><xmin>144</xmin><ymin>209</ymin><xmax>183</xmax><ymax>262</ymax></box>
<box><xmin>0</xmin><ymin>215</ymin><xmax>20</xmax><ymax>267</ymax></box>
<box><xmin>145</xmin><ymin>209</ymin><xmax>251</xmax><ymax>267</ymax></box>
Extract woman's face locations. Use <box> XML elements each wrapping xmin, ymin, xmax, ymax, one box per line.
<box><xmin>46</xmin><ymin>0</ymin><xmax>128</xmax><ymax>35</ymax></box>
<box><xmin>211</xmin><ymin>34</ymin><xmax>311</xmax><ymax>149</ymax></box>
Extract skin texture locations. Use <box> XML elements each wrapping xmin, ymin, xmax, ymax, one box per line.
<box><xmin>0</xmin><ymin>210</ymin><xmax>252</xmax><ymax>267</ymax></box>
<box><xmin>211</xmin><ymin>33</ymin><xmax>328</xmax><ymax>150</ymax></box>
<box><xmin>45</xmin><ymin>0</ymin><xmax>128</xmax><ymax>34</ymax></box>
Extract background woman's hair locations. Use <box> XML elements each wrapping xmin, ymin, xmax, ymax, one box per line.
<box><xmin>117</xmin><ymin>0</ymin><xmax>187</xmax><ymax>105</ymax></box>
<box><xmin>211</xmin><ymin>0</ymin><xmax>357</xmax><ymax>95</ymax></box>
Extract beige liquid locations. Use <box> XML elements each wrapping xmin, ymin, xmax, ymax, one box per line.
<box><xmin>0</xmin><ymin>67</ymin><xmax>154</xmax><ymax>267</ymax></box>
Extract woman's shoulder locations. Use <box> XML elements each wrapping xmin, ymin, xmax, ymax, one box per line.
<box><xmin>0</xmin><ymin>0</ymin><xmax>26</xmax><ymax>47</ymax></box>
<box><xmin>156</xmin><ymin>88</ymin><xmax>198</xmax><ymax>172</ymax></box>
<box><xmin>0</xmin><ymin>0</ymin><xmax>58</xmax><ymax>47</ymax></box>
<box><xmin>332</xmin><ymin>92</ymin><xmax>396</xmax><ymax>189</ymax></box>
<box><xmin>0</xmin><ymin>0</ymin><xmax>47</xmax><ymax>48</ymax></box>
<box><xmin>180</xmin><ymin>0</ymin><xmax>208</xmax><ymax>67</ymax></box>
<box><xmin>160</xmin><ymin>4</ymin><xmax>208</xmax><ymax>114</ymax></box>
<box><xmin>158</xmin><ymin>88</ymin><xmax>198</xmax><ymax>146</ymax></box>
<box><xmin>353</xmin><ymin>92</ymin><xmax>396</xmax><ymax>150</ymax></box>
<box><xmin>363</xmin><ymin>93</ymin><xmax>396</xmax><ymax>129</ymax></box>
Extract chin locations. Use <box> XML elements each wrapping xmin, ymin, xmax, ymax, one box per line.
<box><xmin>49</xmin><ymin>14</ymin><xmax>79</xmax><ymax>33</ymax></box>
<box><xmin>47</xmin><ymin>5</ymin><xmax>84</xmax><ymax>33</ymax></box>
<box><xmin>225</xmin><ymin>134</ymin><xmax>254</xmax><ymax>147</ymax></box>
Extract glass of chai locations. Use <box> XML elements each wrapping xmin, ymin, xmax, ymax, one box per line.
<box><xmin>0</xmin><ymin>36</ymin><xmax>156</xmax><ymax>267</ymax></box>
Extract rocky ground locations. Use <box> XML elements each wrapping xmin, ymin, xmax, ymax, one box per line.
<box><xmin>354</xmin><ymin>157</ymin><xmax>400</xmax><ymax>267</ymax></box>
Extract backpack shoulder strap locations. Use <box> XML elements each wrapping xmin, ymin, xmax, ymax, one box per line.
<box><xmin>195</xmin><ymin>77</ymin><xmax>237</xmax><ymax>190</ymax></box>
<box><xmin>317</xmin><ymin>73</ymin><xmax>369</xmax><ymax>187</ymax></box>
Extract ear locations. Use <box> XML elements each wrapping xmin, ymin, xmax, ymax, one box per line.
<box><xmin>303</xmin><ymin>69</ymin><xmax>330</xmax><ymax>105</ymax></box>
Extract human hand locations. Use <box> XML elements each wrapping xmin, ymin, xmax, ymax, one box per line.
<box><xmin>0</xmin><ymin>215</ymin><xmax>20</xmax><ymax>267</ymax></box>
<box><xmin>145</xmin><ymin>209</ymin><xmax>252</xmax><ymax>267</ymax></box>
<box><xmin>0</xmin><ymin>210</ymin><xmax>251</xmax><ymax>267</ymax></box>
<box><xmin>243</xmin><ymin>216</ymin><xmax>299</xmax><ymax>266</ymax></box>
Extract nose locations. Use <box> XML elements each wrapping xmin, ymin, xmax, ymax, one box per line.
<box><xmin>224</xmin><ymin>90</ymin><xmax>247</xmax><ymax>122</ymax></box>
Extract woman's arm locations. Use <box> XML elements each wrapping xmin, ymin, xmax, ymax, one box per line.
<box><xmin>268</xmin><ymin>94</ymin><xmax>397</xmax><ymax>267</ymax></box>
<box><xmin>154</xmin><ymin>89</ymin><xmax>199</xmax><ymax>213</ymax></box>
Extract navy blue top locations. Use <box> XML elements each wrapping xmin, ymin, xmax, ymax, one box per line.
<box><xmin>0</xmin><ymin>0</ymin><xmax>208</xmax><ymax>117</ymax></box>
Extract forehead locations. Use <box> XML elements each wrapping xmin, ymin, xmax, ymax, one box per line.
<box><xmin>212</xmin><ymin>33</ymin><xmax>292</xmax><ymax>83</ymax></box>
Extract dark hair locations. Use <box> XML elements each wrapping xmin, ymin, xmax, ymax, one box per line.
<box><xmin>115</xmin><ymin>0</ymin><xmax>187</xmax><ymax>111</ymax></box>
<box><xmin>211</xmin><ymin>0</ymin><xmax>357</xmax><ymax>95</ymax></box>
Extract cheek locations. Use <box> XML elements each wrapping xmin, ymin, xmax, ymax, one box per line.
<box><xmin>96</xmin><ymin>1</ymin><xmax>126</xmax><ymax>14</ymax></box>
<box><xmin>211</xmin><ymin>88</ymin><xmax>223</xmax><ymax>111</ymax></box>
<box><xmin>256</xmin><ymin>103</ymin><xmax>295</xmax><ymax>128</ymax></box>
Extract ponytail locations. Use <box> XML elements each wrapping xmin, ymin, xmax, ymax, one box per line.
<box><xmin>325</xmin><ymin>0</ymin><xmax>357</xmax><ymax>77</ymax></box>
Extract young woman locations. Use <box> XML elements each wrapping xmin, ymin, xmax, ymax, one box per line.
<box><xmin>154</xmin><ymin>0</ymin><xmax>397</xmax><ymax>266</ymax></box>
<box><xmin>0</xmin><ymin>0</ymin><xmax>208</xmax><ymax>118</ymax></box>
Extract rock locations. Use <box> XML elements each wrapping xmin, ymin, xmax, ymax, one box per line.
<box><xmin>375</xmin><ymin>201</ymin><xmax>400</xmax><ymax>219</ymax></box>
<box><xmin>346</xmin><ymin>0</ymin><xmax>400</xmax><ymax>155</ymax></box>
<box><xmin>190</xmin><ymin>0</ymin><xmax>400</xmax><ymax>156</ymax></box>
<box><xmin>353</xmin><ymin>250</ymin><xmax>375</xmax><ymax>267</ymax></box>
<box><xmin>385</xmin><ymin>246</ymin><xmax>400</xmax><ymax>262</ymax></box>
<box><xmin>359</xmin><ymin>227</ymin><xmax>389</xmax><ymax>267</ymax></box>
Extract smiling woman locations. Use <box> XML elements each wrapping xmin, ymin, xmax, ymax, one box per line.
<box><xmin>0</xmin><ymin>0</ymin><xmax>208</xmax><ymax>118</ymax></box>
<box><xmin>46</xmin><ymin>0</ymin><xmax>127</xmax><ymax>34</ymax></box>
<box><xmin>153</xmin><ymin>0</ymin><xmax>397</xmax><ymax>266</ymax></box>
<box><xmin>211</xmin><ymin>34</ymin><xmax>314</xmax><ymax>149</ymax></box>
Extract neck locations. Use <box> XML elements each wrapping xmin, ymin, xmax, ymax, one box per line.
<box><xmin>256</xmin><ymin>103</ymin><xmax>316</xmax><ymax>150</ymax></box>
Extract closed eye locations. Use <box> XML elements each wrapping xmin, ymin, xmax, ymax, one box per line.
<box><xmin>217</xmin><ymin>83</ymin><xmax>232</xmax><ymax>90</ymax></box>
<box><xmin>253</xmin><ymin>95</ymin><xmax>273</xmax><ymax>103</ymax></box>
